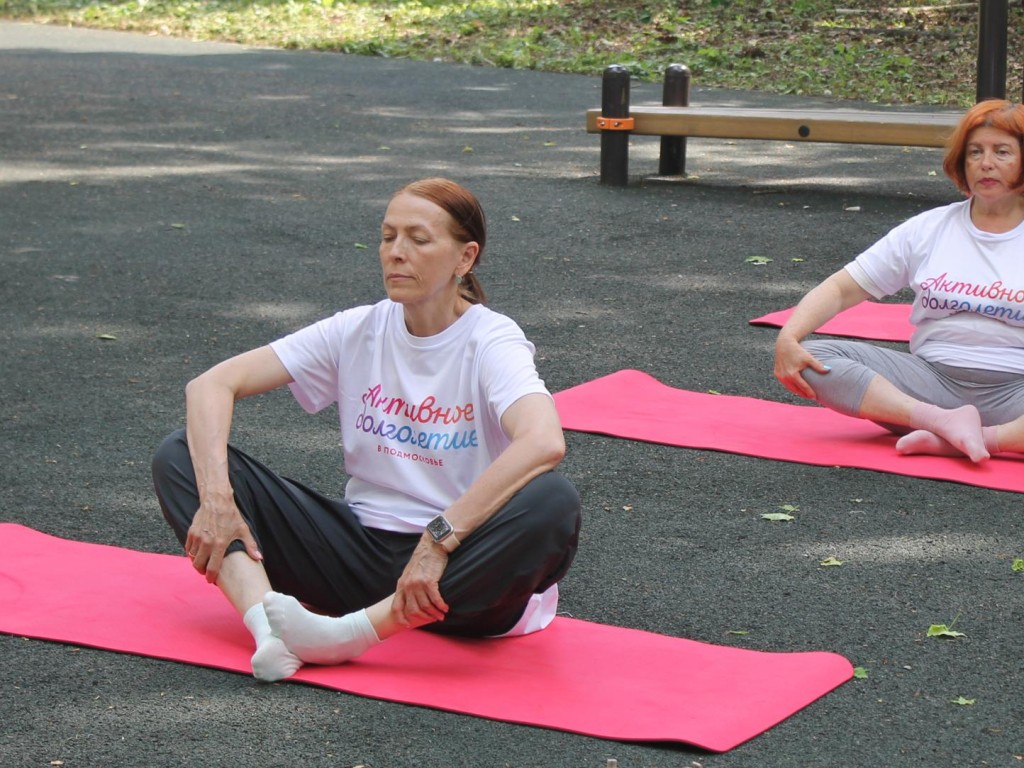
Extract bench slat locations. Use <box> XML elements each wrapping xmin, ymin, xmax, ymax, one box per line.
<box><xmin>586</xmin><ymin>106</ymin><xmax>960</xmax><ymax>148</ymax></box>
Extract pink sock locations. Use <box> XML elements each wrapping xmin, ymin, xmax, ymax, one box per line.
<box><xmin>896</xmin><ymin>430</ymin><xmax>961</xmax><ymax>457</ymax></box>
<box><xmin>908</xmin><ymin>403</ymin><xmax>989</xmax><ymax>463</ymax></box>
<box><xmin>984</xmin><ymin>425</ymin><xmax>1001</xmax><ymax>454</ymax></box>
<box><xmin>896</xmin><ymin>424</ymin><xmax>1001</xmax><ymax>460</ymax></box>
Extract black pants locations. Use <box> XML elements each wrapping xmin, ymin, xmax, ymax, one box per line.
<box><xmin>152</xmin><ymin>429</ymin><xmax>581</xmax><ymax>636</ymax></box>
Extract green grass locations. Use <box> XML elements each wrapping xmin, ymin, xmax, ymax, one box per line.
<box><xmin>2</xmin><ymin>0</ymin><xmax>1021</xmax><ymax>107</ymax></box>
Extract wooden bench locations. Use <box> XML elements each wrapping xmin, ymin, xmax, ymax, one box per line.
<box><xmin>586</xmin><ymin>105</ymin><xmax>960</xmax><ymax>147</ymax></box>
<box><xmin>590</xmin><ymin>65</ymin><xmax>963</xmax><ymax>185</ymax></box>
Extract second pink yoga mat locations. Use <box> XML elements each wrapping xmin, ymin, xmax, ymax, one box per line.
<box><xmin>750</xmin><ymin>302</ymin><xmax>912</xmax><ymax>342</ymax></box>
<box><xmin>554</xmin><ymin>369</ymin><xmax>1024</xmax><ymax>494</ymax></box>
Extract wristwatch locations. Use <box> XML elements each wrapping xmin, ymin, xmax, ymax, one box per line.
<box><xmin>425</xmin><ymin>514</ymin><xmax>460</xmax><ymax>553</ymax></box>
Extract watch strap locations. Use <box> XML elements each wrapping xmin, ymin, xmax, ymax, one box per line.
<box><xmin>438</xmin><ymin>531</ymin><xmax>461</xmax><ymax>554</ymax></box>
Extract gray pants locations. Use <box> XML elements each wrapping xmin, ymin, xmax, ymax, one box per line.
<box><xmin>802</xmin><ymin>340</ymin><xmax>1024</xmax><ymax>430</ymax></box>
<box><xmin>152</xmin><ymin>429</ymin><xmax>581</xmax><ymax>636</ymax></box>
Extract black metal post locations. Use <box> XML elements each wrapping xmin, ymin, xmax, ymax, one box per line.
<box><xmin>976</xmin><ymin>0</ymin><xmax>1008</xmax><ymax>101</ymax></box>
<box><xmin>659</xmin><ymin>64</ymin><xmax>690</xmax><ymax>177</ymax></box>
<box><xmin>600</xmin><ymin>65</ymin><xmax>631</xmax><ymax>186</ymax></box>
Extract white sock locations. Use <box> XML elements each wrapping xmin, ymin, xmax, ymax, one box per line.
<box><xmin>243</xmin><ymin>602</ymin><xmax>303</xmax><ymax>682</ymax></box>
<box><xmin>263</xmin><ymin>591</ymin><xmax>380</xmax><ymax>665</ymax></box>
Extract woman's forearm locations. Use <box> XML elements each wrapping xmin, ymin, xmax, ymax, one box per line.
<box><xmin>184</xmin><ymin>373</ymin><xmax>238</xmax><ymax>503</ymax></box>
<box><xmin>442</xmin><ymin>393</ymin><xmax>564</xmax><ymax>540</ymax></box>
<box><xmin>183</xmin><ymin>345</ymin><xmax>294</xmax><ymax>504</ymax></box>
<box><xmin>778</xmin><ymin>269</ymin><xmax>866</xmax><ymax>345</ymax></box>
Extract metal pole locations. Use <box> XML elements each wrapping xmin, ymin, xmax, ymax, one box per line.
<box><xmin>600</xmin><ymin>65</ymin><xmax>631</xmax><ymax>186</ymax></box>
<box><xmin>659</xmin><ymin>64</ymin><xmax>690</xmax><ymax>177</ymax></box>
<box><xmin>976</xmin><ymin>0</ymin><xmax>1008</xmax><ymax>101</ymax></box>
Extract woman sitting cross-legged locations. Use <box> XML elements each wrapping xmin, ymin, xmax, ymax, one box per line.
<box><xmin>152</xmin><ymin>177</ymin><xmax>582</xmax><ymax>682</ymax></box>
<box><xmin>774</xmin><ymin>99</ymin><xmax>1024</xmax><ymax>463</ymax></box>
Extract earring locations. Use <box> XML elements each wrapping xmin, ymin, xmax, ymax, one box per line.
<box><xmin>455</xmin><ymin>274</ymin><xmax>464</xmax><ymax>285</ymax></box>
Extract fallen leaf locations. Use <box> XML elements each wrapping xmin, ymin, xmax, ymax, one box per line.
<box><xmin>761</xmin><ymin>512</ymin><xmax>794</xmax><ymax>522</ymax></box>
<box><xmin>462</xmin><ymin>145</ymin><xmax>474</xmax><ymax>153</ymax></box>
<box><xmin>96</xmin><ymin>333</ymin><xmax>118</xmax><ymax>341</ymax></box>
<box><xmin>927</xmin><ymin>623</ymin><xmax>966</xmax><ymax>639</ymax></box>
<box><xmin>950</xmin><ymin>696</ymin><xmax>976</xmax><ymax>705</ymax></box>
<box><xmin>726</xmin><ymin>630</ymin><xmax>749</xmax><ymax>635</ymax></box>
<box><xmin>745</xmin><ymin>255</ymin><xmax>772</xmax><ymax>265</ymax></box>
<box><xmin>1012</xmin><ymin>558</ymin><xmax>1024</xmax><ymax>572</ymax></box>
<box><xmin>819</xmin><ymin>556</ymin><xmax>843</xmax><ymax>567</ymax></box>
<box><xmin>852</xmin><ymin>666</ymin><xmax>868</xmax><ymax>679</ymax></box>
<box><xmin>354</xmin><ymin>243</ymin><xmax>368</xmax><ymax>249</ymax></box>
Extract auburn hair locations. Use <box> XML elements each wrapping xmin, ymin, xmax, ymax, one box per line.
<box><xmin>942</xmin><ymin>99</ymin><xmax>1024</xmax><ymax>194</ymax></box>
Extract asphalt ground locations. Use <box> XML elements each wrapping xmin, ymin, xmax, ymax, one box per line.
<box><xmin>1</xmin><ymin>20</ymin><xmax>1022</xmax><ymax>768</ymax></box>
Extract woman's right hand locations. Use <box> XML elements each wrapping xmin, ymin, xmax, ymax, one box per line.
<box><xmin>771</xmin><ymin>268</ymin><xmax>870</xmax><ymax>399</ymax></box>
<box><xmin>774</xmin><ymin>335</ymin><xmax>829</xmax><ymax>400</ymax></box>
<box><xmin>182</xmin><ymin>346</ymin><xmax>288</xmax><ymax>583</ymax></box>
<box><xmin>185</xmin><ymin>490</ymin><xmax>262</xmax><ymax>584</ymax></box>
<box><xmin>392</xmin><ymin>536</ymin><xmax>450</xmax><ymax>628</ymax></box>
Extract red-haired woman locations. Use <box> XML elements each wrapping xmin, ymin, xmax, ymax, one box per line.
<box><xmin>153</xmin><ymin>178</ymin><xmax>581</xmax><ymax>681</ymax></box>
<box><xmin>774</xmin><ymin>100</ymin><xmax>1024</xmax><ymax>462</ymax></box>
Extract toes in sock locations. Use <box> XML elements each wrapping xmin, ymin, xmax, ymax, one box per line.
<box><xmin>243</xmin><ymin>603</ymin><xmax>302</xmax><ymax>682</ymax></box>
<box><xmin>263</xmin><ymin>591</ymin><xmax>380</xmax><ymax>666</ymax></box>
<box><xmin>896</xmin><ymin>430</ymin><xmax>962</xmax><ymax>457</ymax></box>
<box><xmin>251</xmin><ymin>635</ymin><xmax>303</xmax><ymax>682</ymax></box>
<box><xmin>896</xmin><ymin>424</ymin><xmax>1001</xmax><ymax>460</ymax></box>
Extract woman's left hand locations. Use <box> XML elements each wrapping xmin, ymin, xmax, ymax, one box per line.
<box><xmin>392</xmin><ymin>537</ymin><xmax>450</xmax><ymax>628</ymax></box>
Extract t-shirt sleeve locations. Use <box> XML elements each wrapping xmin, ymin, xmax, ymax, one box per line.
<box><xmin>850</xmin><ymin>210</ymin><xmax>933</xmax><ymax>298</ymax></box>
<box><xmin>476</xmin><ymin>318</ymin><xmax>550</xmax><ymax>425</ymax></box>
<box><xmin>269</xmin><ymin>312</ymin><xmax>348</xmax><ymax>414</ymax></box>
<box><xmin>844</xmin><ymin>261</ymin><xmax>886</xmax><ymax>299</ymax></box>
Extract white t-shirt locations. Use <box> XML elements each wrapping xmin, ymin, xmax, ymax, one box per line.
<box><xmin>846</xmin><ymin>199</ymin><xmax>1024</xmax><ymax>373</ymax></box>
<box><xmin>269</xmin><ymin>299</ymin><xmax>550</xmax><ymax>533</ymax></box>
<box><xmin>270</xmin><ymin>300</ymin><xmax>559</xmax><ymax>636</ymax></box>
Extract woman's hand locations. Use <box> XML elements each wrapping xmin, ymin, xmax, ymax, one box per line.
<box><xmin>391</xmin><ymin>537</ymin><xmax>450</xmax><ymax>628</ymax></box>
<box><xmin>774</xmin><ymin>335</ymin><xmax>829</xmax><ymax>400</ymax></box>
<box><xmin>182</xmin><ymin>345</ymin><xmax>289</xmax><ymax>583</ymax></box>
<box><xmin>184</xmin><ymin>489</ymin><xmax>262</xmax><ymax>584</ymax></box>
<box><xmin>772</xmin><ymin>269</ymin><xmax>871</xmax><ymax>399</ymax></box>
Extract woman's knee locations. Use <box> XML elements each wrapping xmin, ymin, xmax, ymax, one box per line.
<box><xmin>151</xmin><ymin>428</ymin><xmax>189</xmax><ymax>485</ymax></box>
<box><xmin>798</xmin><ymin>343</ymin><xmax>878</xmax><ymax>417</ymax></box>
<box><xmin>151</xmin><ymin>428</ymin><xmax>197</xmax><ymax>543</ymax></box>
<box><xmin>515</xmin><ymin>472</ymin><xmax>582</xmax><ymax>541</ymax></box>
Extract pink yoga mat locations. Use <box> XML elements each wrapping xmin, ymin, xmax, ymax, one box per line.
<box><xmin>750</xmin><ymin>302</ymin><xmax>913</xmax><ymax>342</ymax></box>
<box><xmin>554</xmin><ymin>370</ymin><xmax>1024</xmax><ymax>494</ymax></box>
<box><xmin>0</xmin><ymin>523</ymin><xmax>851</xmax><ymax>751</ymax></box>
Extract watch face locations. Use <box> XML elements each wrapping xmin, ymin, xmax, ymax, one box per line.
<box><xmin>426</xmin><ymin>515</ymin><xmax>454</xmax><ymax>542</ymax></box>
